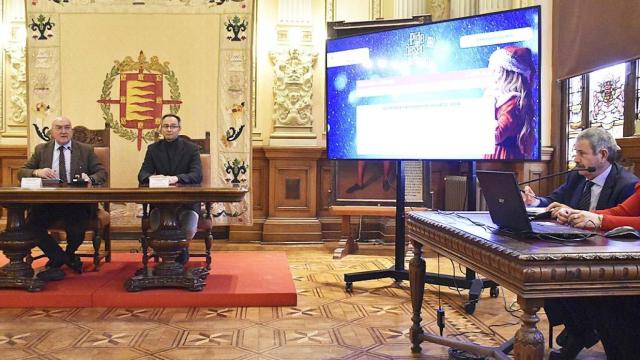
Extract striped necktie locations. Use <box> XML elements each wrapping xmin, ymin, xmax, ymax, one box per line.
<box><xmin>576</xmin><ymin>180</ymin><xmax>594</xmax><ymax>211</ymax></box>
<box><xmin>58</xmin><ymin>145</ymin><xmax>68</xmax><ymax>183</ymax></box>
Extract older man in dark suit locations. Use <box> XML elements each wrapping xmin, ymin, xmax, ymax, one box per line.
<box><xmin>523</xmin><ymin>127</ymin><xmax>639</xmax><ymax>359</ymax></box>
<box><xmin>138</xmin><ymin>113</ymin><xmax>202</xmax><ymax>265</ymax></box>
<box><xmin>523</xmin><ymin>128</ymin><xmax>638</xmax><ymax>212</ymax></box>
<box><xmin>17</xmin><ymin>116</ymin><xmax>107</xmax><ymax>281</ymax></box>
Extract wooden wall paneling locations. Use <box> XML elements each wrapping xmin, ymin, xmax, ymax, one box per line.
<box><xmin>250</xmin><ymin>148</ymin><xmax>268</xmax><ymax>218</ymax></box>
<box><xmin>317</xmin><ymin>157</ymin><xmax>332</xmax><ymax>217</ymax></box>
<box><xmin>271</xmin><ymin>161</ymin><xmax>313</xmax><ymax>216</ymax></box>
<box><xmin>0</xmin><ymin>146</ymin><xmax>27</xmax><ymax>186</ymax></box>
<box><xmin>318</xmin><ymin>157</ymin><xmax>341</xmax><ymax>242</ymax></box>
<box><xmin>617</xmin><ymin>137</ymin><xmax>640</xmax><ymax>178</ymax></box>
<box><xmin>0</xmin><ymin>146</ymin><xmax>28</xmax><ymax>218</ymax></box>
<box><xmin>262</xmin><ymin>147</ymin><xmax>323</xmax><ymax>242</ymax></box>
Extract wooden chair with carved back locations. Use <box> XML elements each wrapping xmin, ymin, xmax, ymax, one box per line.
<box><xmin>140</xmin><ymin>131</ymin><xmax>214</xmax><ymax>269</ymax></box>
<box><xmin>27</xmin><ymin>124</ymin><xmax>112</xmax><ymax>270</ymax></box>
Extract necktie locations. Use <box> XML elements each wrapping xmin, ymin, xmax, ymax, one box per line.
<box><xmin>58</xmin><ymin>146</ymin><xmax>68</xmax><ymax>183</ymax></box>
<box><xmin>577</xmin><ymin>180</ymin><xmax>594</xmax><ymax>210</ymax></box>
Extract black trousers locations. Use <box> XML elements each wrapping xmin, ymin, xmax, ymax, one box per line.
<box><xmin>584</xmin><ymin>296</ymin><xmax>640</xmax><ymax>359</ymax></box>
<box><xmin>545</xmin><ymin>298</ymin><xmax>594</xmax><ymax>331</ymax></box>
<box><xmin>26</xmin><ymin>204</ymin><xmax>91</xmax><ymax>267</ymax></box>
<box><xmin>546</xmin><ymin>296</ymin><xmax>640</xmax><ymax>358</ymax></box>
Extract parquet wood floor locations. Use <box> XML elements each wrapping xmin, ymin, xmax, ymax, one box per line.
<box><xmin>0</xmin><ymin>248</ymin><xmax>606</xmax><ymax>359</ymax></box>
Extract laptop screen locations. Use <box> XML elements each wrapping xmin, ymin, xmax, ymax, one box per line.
<box><xmin>476</xmin><ymin>171</ymin><xmax>533</xmax><ymax>233</ymax></box>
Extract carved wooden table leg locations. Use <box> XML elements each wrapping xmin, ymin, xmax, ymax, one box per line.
<box><xmin>126</xmin><ymin>204</ymin><xmax>207</xmax><ymax>292</ymax></box>
<box><xmin>514</xmin><ymin>297</ymin><xmax>544</xmax><ymax>360</ymax></box>
<box><xmin>0</xmin><ymin>205</ymin><xmax>45</xmax><ymax>292</ymax></box>
<box><xmin>409</xmin><ymin>239</ymin><xmax>426</xmax><ymax>353</ymax></box>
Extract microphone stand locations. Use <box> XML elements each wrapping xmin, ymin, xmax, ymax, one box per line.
<box><xmin>519</xmin><ymin>167</ymin><xmax>595</xmax><ymax>186</ymax></box>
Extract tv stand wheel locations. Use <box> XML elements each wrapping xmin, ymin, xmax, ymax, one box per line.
<box><xmin>345</xmin><ymin>282</ymin><xmax>353</xmax><ymax>292</ymax></box>
<box><xmin>464</xmin><ymin>301</ymin><xmax>476</xmax><ymax>314</ymax></box>
<box><xmin>490</xmin><ymin>287</ymin><xmax>499</xmax><ymax>298</ymax></box>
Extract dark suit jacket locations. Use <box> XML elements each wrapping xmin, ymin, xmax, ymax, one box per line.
<box><xmin>138</xmin><ymin>137</ymin><xmax>202</xmax><ymax>185</ymax></box>
<box><xmin>537</xmin><ymin>162</ymin><xmax>639</xmax><ymax>210</ymax></box>
<box><xmin>17</xmin><ymin>140</ymin><xmax>107</xmax><ymax>184</ymax></box>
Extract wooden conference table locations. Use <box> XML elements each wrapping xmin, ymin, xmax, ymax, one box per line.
<box><xmin>0</xmin><ymin>185</ymin><xmax>246</xmax><ymax>292</ymax></box>
<box><xmin>406</xmin><ymin>211</ymin><xmax>640</xmax><ymax>360</ymax></box>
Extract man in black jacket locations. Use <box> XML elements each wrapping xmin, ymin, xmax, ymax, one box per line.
<box><xmin>138</xmin><ymin>114</ymin><xmax>202</xmax><ymax>264</ymax></box>
<box><xmin>523</xmin><ymin>127</ymin><xmax>639</xmax><ymax>359</ymax></box>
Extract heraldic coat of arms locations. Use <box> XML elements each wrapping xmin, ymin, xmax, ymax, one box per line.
<box><xmin>98</xmin><ymin>50</ymin><xmax>182</xmax><ymax>150</ymax></box>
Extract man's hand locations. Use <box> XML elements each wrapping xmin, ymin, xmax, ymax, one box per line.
<box><xmin>565</xmin><ymin>210</ymin><xmax>602</xmax><ymax>229</ymax></box>
<box><xmin>150</xmin><ymin>174</ymin><xmax>179</xmax><ymax>185</ymax></box>
<box><xmin>522</xmin><ymin>186</ymin><xmax>538</xmax><ymax>205</ymax></box>
<box><xmin>80</xmin><ymin>173</ymin><xmax>92</xmax><ymax>187</ymax></box>
<box><xmin>546</xmin><ymin>202</ymin><xmax>571</xmax><ymax>218</ymax></box>
<box><xmin>34</xmin><ymin>168</ymin><xmax>57</xmax><ymax>179</ymax></box>
<box><xmin>553</xmin><ymin>206</ymin><xmax>572</xmax><ymax>224</ymax></box>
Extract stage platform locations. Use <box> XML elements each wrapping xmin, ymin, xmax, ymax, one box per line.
<box><xmin>0</xmin><ymin>252</ymin><xmax>297</xmax><ymax>308</ymax></box>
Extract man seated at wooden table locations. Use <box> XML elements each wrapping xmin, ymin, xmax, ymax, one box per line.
<box><xmin>521</xmin><ymin>127</ymin><xmax>638</xmax><ymax>359</ymax></box>
<box><xmin>546</xmin><ymin>186</ymin><xmax>640</xmax><ymax>359</ymax></box>
<box><xmin>17</xmin><ymin>116</ymin><xmax>107</xmax><ymax>282</ymax></box>
<box><xmin>137</xmin><ymin>113</ymin><xmax>202</xmax><ymax>265</ymax></box>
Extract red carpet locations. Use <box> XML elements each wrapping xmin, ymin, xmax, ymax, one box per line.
<box><xmin>0</xmin><ymin>252</ymin><xmax>297</xmax><ymax>308</ymax></box>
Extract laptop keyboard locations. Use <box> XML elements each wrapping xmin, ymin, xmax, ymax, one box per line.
<box><xmin>531</xmin><ymin>221</ymin><xmax>590</xmax><ymax>234</ymax></box>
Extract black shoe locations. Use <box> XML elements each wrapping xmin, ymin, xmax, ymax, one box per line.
<box><xmin>65</xmin><ymin>255</ymin><xmax>83</xmax><ymax>274</ymax></box>
<box><xmin>134</xmin><ymin>267</ymin><xmax>148</xmax><ymax>276</ymax></box>
<box><xmin>549</xmin><ymin>330</ymin><xmax>599</xmax><ymax>360</ymax></box>
<box><xmin>346</xmin><ymin>183</ymin><xmax>362</xmax><ymax>194</ymax></box>
<box><xmin>36</xmin><ymin>267</ymin><xmax>65</xmax><ymax>281</ymax></box>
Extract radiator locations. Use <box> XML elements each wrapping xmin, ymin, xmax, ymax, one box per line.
<box><xmin>444</xmin><ymin>176</ymin><xmax>487</xmax><ymax>211</ymax></box>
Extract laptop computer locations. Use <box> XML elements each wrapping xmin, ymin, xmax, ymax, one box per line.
<box><xmin>476</xmin><ymin>170</ymin><xmax>594</xmax><ymax>240</ymax></box>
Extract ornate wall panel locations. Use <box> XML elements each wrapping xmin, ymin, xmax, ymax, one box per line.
<box><xmin>1</xmin><ymin>0</ymin><xmax>27</xmax><ymax>140</ymax></box>
<box><xmin>26</xmin><ymin>0</ymin><xmax>254</xmax><ymax>226</ymax></box>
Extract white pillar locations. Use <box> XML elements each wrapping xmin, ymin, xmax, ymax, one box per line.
<box><xmin>513</xmin><ymin>0</ymin><xmax>538</xmax><ymax>7</ymax></box>
<box><xmin>393</xmin><ymin>0</ymin><xmax>428</xmax><ymax>18</ymax></box>
<box><xmin>278</xmin><ymin>0</ymin><xmax>312</xmax><ymax>25</ymax></box>
<box><xmin>450</xmin><ymin>0</ymin><xmax>478</xmax><ymax>18</ymax></box>
<box><xmin>478</xmin><ymin>0</ymin><xmax>512</xmax><ymax>14</ymax></box>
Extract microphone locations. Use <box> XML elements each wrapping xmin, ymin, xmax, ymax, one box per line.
<box><xmin>518</xmin><ymin>166</ymin><xmax>596</xmax><ymax>186</ymax></box>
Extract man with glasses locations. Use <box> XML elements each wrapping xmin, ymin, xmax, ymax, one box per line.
<box><xmin>17</xmin><ymin>116</ymin><xmax>107</xmax><ymax>281</ymax></box>
<box><xmin>138</xmin><ymin>114</ymin><xmax>202</xmax><ymax>265</ymax></box>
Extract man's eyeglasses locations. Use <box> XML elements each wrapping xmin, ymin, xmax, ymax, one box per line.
<box><xmin>161</xmin><ymin>124</ymin><xmax>180</xmax><ymax>130</ymax></box>
<box><xmin>53</xmin><ymin>126</ymin><xmax>72</xmax><ymax>131</ymax></box>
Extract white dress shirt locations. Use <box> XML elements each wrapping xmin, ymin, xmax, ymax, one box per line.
<box><xmin>52</xmin><ymin>141</ymin><xmax>72</xmax><ymax>182</ymax></box>
<box><xmin>587</xmin><ymin>164</ymin><xmax>612</xmax><ymax>210</ymax></box>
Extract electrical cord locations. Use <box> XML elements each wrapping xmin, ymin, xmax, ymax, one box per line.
<box><xmin>437</xmin><ymin>254</ymin><xmax>445</xmax><ymax>336</ymax></box>
<box><xmin>437</xmin><ymin>206</ymin><xmax>597</xmax><ymax>242</ymax></box>
<box><xmin>445</xmin><ymin>286</ymin><xmax>521</xmax><ymax>338</ymax></box>
<box><xmin>435</xmin><ymin>210</ymin><xmax>498</xmax><ymax>233</ymax></box>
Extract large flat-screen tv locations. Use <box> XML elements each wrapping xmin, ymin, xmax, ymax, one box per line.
<box><xmin>326</xmin><ymin>6</ymin><xmax>541</xmax><ymax>161</ymax></box>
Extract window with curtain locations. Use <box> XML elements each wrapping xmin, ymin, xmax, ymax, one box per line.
<box><xmin>565</xmin><ymin>60</ymin><xmax>640</xmax><ymax>169</ymax></box>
